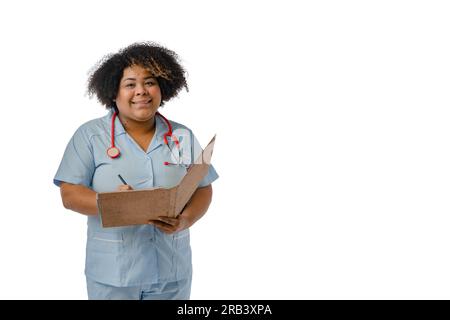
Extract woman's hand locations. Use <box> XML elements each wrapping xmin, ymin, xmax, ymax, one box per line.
<box><xmin>148</xmin><ymin>215</ymin><xmax>191</xmax><ymax>234</ymax></box>
<box><xmin>149</xmin><ymin>185</ymin><xmax>213</xmax><ymax>234</ymax></box>
<box><xmin>117</xmin><ymin>184</ymin><xmax>133</xmax><ymax>191</ymax></box>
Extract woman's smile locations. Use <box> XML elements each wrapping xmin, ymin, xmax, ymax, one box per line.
<box><xmin>132</xmin><ymin>99</ymin><xmax>152</xmax><ymax>107</ymax></box>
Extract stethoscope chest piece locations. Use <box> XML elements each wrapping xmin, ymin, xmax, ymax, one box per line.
<box><xmin>107</xmin><ymin>146</ymin><xmax>120</xmax><ymax>158</ymax></box>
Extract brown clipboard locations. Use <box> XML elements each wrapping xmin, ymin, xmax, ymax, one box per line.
<box><xmin>96</xmin><ymin>135</ymin><xmax>216</xmax><ymax>228</ymax></box>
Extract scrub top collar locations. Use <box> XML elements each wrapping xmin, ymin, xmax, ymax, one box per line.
<box><xmin>107</xmin><ymin>109</ymin><xmax>166</xmax><ymax>153</ymax></box>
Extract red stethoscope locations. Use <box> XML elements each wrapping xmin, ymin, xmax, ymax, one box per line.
<box><xmin>107</xmin><ymin>111</ymin><xmax>183</xmax><ymax>166</ymax></box>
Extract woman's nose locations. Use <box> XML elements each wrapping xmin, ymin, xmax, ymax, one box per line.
<box><xmin>135</xmin><ymin>83</ymin><xmax>148</xmax><ymax>95</ymax></box>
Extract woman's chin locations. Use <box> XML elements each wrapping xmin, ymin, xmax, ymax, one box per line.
<box><xmin>133</xmin><ymin>109</ymin><xmax>156</xmax><ymax>121</ymax></box>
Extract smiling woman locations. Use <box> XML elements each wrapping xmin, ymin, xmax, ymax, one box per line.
<box><xmin>53</xmin><ymin>42</ymin><xmax>219</xmax><ymax>300</ymax></box>
<box><xmin>87</xmin><ymin>42</ymin><xmax>188</xmax><ymax>109</ymax></box>
<box><xmin>115</xmin><ymin>65</ymin><xmax>162</xmax><ymax>151</ymax></box>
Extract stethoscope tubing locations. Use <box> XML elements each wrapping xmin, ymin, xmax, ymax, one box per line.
<box><xmin>108</xmin><ymin>111</ymin><xmax>182</xmax><ymax>166</ymax></box>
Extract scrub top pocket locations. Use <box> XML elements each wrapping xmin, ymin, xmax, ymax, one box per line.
<box><xmin>88</xmin><ymin>231</ymin><xmax>124</xmax><ymax>254</ymax></box>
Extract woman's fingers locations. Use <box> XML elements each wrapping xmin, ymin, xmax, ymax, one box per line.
<box><xmin>149</xmin><ymin>220</ymin><xmax>174</xmax><ymax>234</ymax></box>
<box><xmin>157</xmin><ymin>217</ymin><xmax>177</xmax><ymax>226</ymax></box>
<box><xmin>148</xmin><ymin>217</ymin><xmax>180</xmax><ymax>234</ymax></box>
<box><xmin>117</xmin><ymin>184</ymin><xmax>133</xmax><ymax>191</ymax></box>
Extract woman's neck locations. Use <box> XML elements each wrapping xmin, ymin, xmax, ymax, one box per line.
<box><xmin>118</xmin><ymin>114</ymin><xmax>156</xmax><ymax>136</ymax></box>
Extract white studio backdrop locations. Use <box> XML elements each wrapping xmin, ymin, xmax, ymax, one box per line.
<box><xmin>0</xmin><ymin>0</ymin><xmax>449</xmax><ymax>299</ymax></box>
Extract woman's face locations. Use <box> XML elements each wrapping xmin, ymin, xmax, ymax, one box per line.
<box><xmin>115</xmin><ymin>64</ymin><xmax>162</xmax><ymax>122</ymax></box>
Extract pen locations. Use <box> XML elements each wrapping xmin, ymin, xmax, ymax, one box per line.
<box><xmin>117</xmin><ymin>174</ymin><xmax>128</xmax><ymax>185</ymax></box>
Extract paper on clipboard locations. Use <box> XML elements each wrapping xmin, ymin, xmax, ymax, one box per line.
<box><xmin>96</xmin><ymin>135</ymin><xmax>216</xmax><ymax>228</ymax></box>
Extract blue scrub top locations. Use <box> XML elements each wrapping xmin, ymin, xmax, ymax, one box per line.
<box><xmin>54</xmin><ymin>110</ymin><xmax>219</xmax><ymax>287</ymax></box>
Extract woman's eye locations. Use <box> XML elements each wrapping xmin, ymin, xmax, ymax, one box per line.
<box><xmin>125</xmin><ymin>83</ymin><xmax>135</xmax><ymax>88</ymax></box>
<box><xmin>146</xmin><ymin>82</ymin><xmax>154</xmax><ymax>86</ymax></box>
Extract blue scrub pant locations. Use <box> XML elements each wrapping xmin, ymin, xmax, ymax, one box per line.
<box><xmin>86</xmin><ymin>276</ymin><xmax>192</xmax><ymax>300</ymax></box>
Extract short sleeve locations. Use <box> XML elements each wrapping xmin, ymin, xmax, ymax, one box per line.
<box><xmin>53</xmin><ymin>127</ymin><xmax>95</xmax><ymax>188</ymax></box>
<box><xmin>190</xmin><ymin>131</ymin><xmax>219</xmax><ymax>188</ymax></box>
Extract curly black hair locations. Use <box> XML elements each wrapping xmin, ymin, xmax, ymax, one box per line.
<box><xmin>87</xmin><ymin>42</ymin><xmax>188</xmax><ymax>109</ymax></box>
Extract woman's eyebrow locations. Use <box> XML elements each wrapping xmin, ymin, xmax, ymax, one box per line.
<box><xmin>122</xmin><ymin>76</ymin><xmax>156</xmax><ymax>82</ymax></box>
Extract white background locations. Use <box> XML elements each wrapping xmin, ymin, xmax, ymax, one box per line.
<box><xmin>0</xmin><ymin>0</ymin><xmax>449</xmax><ymax>299</ymax></box>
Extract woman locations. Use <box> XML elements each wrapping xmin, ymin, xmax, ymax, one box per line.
<box><xmin>53</xmin><ymin>42</ymin><xmax>219</xmax><ymax>300</ymax></box>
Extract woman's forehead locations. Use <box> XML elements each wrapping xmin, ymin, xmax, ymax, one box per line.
<box><xmin>122</xmin><ymin>65</ymin><xmax>154</xmax><ymax>78</ymax></box>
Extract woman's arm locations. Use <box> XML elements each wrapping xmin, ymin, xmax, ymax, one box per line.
<box><xmin>180</xmin><ymin>184</ymin><xmax>213</xmax><ymax>226</ymax></box>
<box><xmin>60</xmin><ymin>181</ymin><xmax>214</xmax><ymax>226</ymax></box>
<box><xmin>149</xmin><ymin>184</ymin><xmax>213</xmax><ymax>234</ymax></box>
<box><xmin>59</xmin><ymin>182</ymin><xmax>98</xmax><ymax>216</ymax></box>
